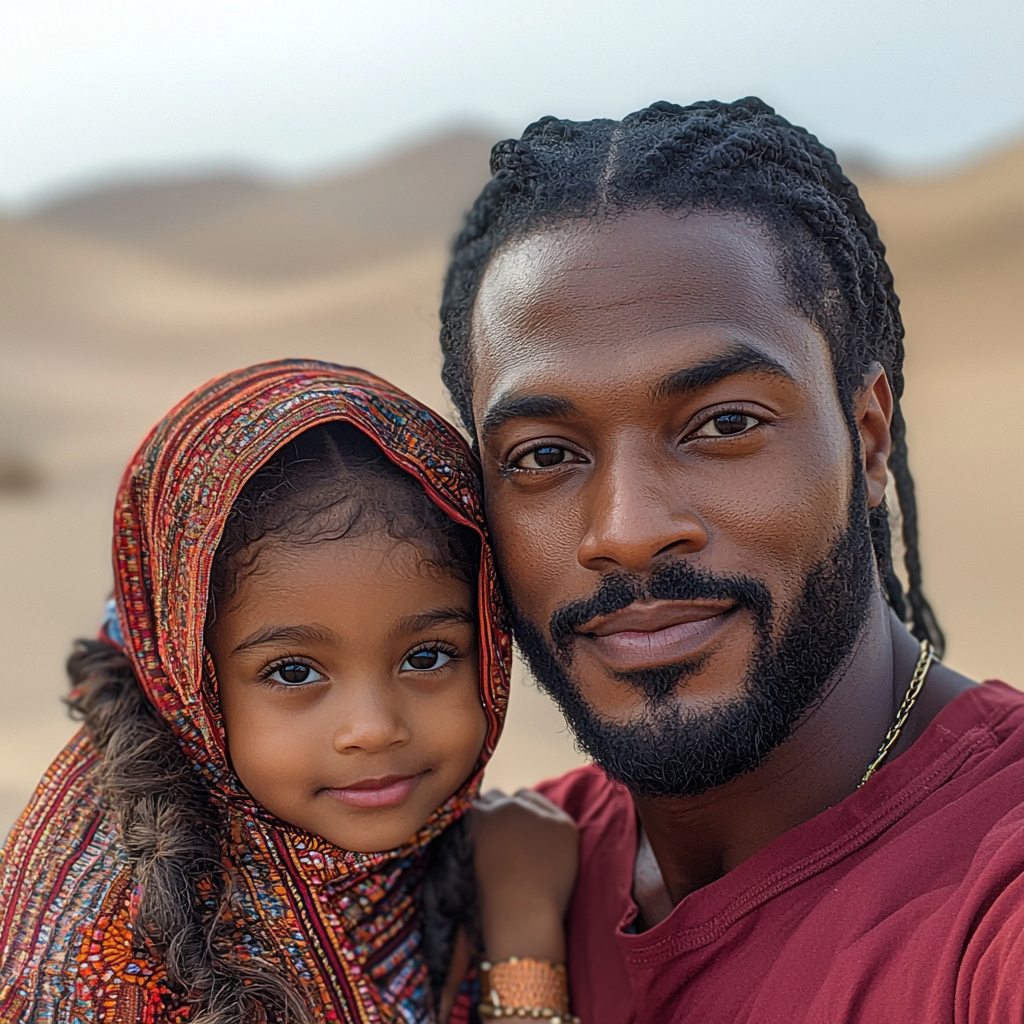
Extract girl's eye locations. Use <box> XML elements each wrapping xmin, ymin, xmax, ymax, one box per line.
<box><xmin>266</xmin><ymin>662</ymin><xmax>325</xmax><ymax>686</ymax></box>
<box><xmin>401</xmin><ymin>649</ymin><xmax>452</xmax><ymax>672</ymax></box>
<box><xmin>513</xmin><ymin>445</ymin><xmax>581</xmax><ymax>471</ymax></box>
<box><xmin>694</xmin><ymin>413</ymin><xmax>760</xmax><ymax>438</ymax></box>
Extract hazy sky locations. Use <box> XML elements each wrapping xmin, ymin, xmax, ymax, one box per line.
<box><xmin>2</xmin><ymin>0</ymin><xmax>1022</xmax><ymax>206</ymax></box>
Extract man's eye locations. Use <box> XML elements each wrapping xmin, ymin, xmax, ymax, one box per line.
<box><xmin>401</xmin><ymin>649</ymin><xmax>452</xmax><ymax>672</ymax></box>
<box><xmin>694</xmin><ymin>413</ymin><xmax>760</xmax><ymax>438</ymax></box>
<box><xmin>514</xmin><ymin>445</ymin><xmax>578</xmax><ymax>470</ymax></box>
<box><xmin>266</xmin><ymin>662</ymin><xmax>325</xmax><ymax>686</ymax></box>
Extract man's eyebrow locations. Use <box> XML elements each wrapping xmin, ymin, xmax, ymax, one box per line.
<box><xmin>395</xmin><ymin>607</ymin><xmax>476</xmax><ymax>635</ymax></box>
<box><xmin>231</xmin><ymin>624</ymin><xmax>339</xmax><ymax>656</ymax></box>
<box><xmin>649</xmin><ymin>346</ymin><xmax>794</xmax><ymax>403</ymax></box>
<box><xmin>479</xmin><ymin>393</ymin><xmax>579</xmax><ymax>444</ymax></box>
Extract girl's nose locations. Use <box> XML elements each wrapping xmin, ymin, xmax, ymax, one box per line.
<box><xmin>331</xmin><ymin>684</ymin><xmax>411</xmax><ymax>755</ymax></box>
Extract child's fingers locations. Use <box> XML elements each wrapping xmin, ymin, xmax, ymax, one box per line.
<box><xmin>512</xmin><ymin>789</ymin><xmax>577</xmax><ymax>824</ymax></box>
<box><xmin>474</xmin><ymin>788</ymin><xmax>510</xmax><ymax>808</ymax></box>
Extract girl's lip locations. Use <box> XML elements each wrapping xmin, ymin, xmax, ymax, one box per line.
<box><xmin>324</xmin><ymin>772</ymin><xmax>425</xmax><ymax>809</ymax></box>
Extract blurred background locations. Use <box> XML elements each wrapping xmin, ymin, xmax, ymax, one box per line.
<box><xmin>2</xmin><ymin>0</ymin><xmax>1023</xmax><ymax>832</ymax></box>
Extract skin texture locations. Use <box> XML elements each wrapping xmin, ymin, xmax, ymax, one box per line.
<box><xmin>471</xmin><ymin>790</ymin><xmax>578</xmax><ymax>962</ymax></box>
<box><xmin>209</xmin><ymin>533</ymin><xmax>486</xmax><ymax>854</ymax></box>
<box><xmin>468</xmin><ymin>209</ymin><xmax>974</xmax><ymax>924</ymax></box>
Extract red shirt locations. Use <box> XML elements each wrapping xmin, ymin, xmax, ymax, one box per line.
<box><xmin>538</xmin><ymin>681</ymin><xmax>1024</xmax><ymax>1024</ymax></box>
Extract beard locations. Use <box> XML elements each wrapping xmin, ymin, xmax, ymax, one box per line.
<box><xmin>509</xmin><ymin>494</ymin><xmax>877</xmax><ymax>799</ymax></box>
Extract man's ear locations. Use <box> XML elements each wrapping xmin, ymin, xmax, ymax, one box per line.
<box><xmin>855</xmin><ymin>362</ymin><xmax>893</xmax><ymax>509</ymax></box>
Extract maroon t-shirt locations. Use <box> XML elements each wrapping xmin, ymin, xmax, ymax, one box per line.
<box><xmin>538</xmin><ymin>681</ymin><xmax>1024</xmax><ymax>1024</ymax></box>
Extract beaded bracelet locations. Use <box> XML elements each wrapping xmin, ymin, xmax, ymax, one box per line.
<box><xmin>478</xmin><ymin>957</ymin><xmax>580</xmax><ymax>1024</ymax></box>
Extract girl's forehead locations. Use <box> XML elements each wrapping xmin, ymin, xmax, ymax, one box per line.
<box><xmin>237</xmin><ymin>531</ymin><xmax>473</xmax><ymax>588</ymax></box>
<box><xmin>208</xmin><ymin>534</ymin><xmax>476</xmax><ymax>652</ymax></box>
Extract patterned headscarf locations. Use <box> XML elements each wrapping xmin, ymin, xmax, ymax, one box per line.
<box><xmin>0</xmin><ymin>361</ymin><xmax>511</xmax><ymax>1023</ymax></box>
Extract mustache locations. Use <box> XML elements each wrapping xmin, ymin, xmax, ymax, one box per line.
<box><xmin>548</xmin><ymin>560</ymin><xmax>774</xmax><ymax>653</ymax></box>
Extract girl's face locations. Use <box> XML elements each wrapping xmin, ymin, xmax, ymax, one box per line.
<box><xmin>209</xmin><ymin>530</ymin><xmax>486</xmax><ymax>853</ymax></box>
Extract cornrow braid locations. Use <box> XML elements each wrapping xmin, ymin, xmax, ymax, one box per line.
<box><xmin>440</xmin><ymin>97</ymin><xmax>944</xmax><ymax>654</ymax></box>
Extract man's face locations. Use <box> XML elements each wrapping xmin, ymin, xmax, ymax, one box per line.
<box><xmin>470</xmin><ymin>209</ymin><xmax>880</xmax><ymax>795</ymax></box>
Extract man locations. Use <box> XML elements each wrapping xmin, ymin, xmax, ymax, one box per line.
<box><xmin>445</xmin><ymin>99</ymin><xmax>1024</xmax><ymax>1022</ymax></box>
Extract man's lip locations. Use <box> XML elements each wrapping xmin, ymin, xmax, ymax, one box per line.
<box><xmin>579</xmin><ymin>599</ymin><xmax>736</xmax><ymax>637</ymax></box>
<box><xmin>323</xmin><ymin>772</ymin><xmax>426</xmax><ymax>810</ymax></box>
<box><xmin>577</xmin><ymin>600</ymin><xmax>739</xmax><ymax>671</ymax></box>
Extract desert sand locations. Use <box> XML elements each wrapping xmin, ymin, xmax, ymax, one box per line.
<box><xmin>1</xmin><ymin>130</ymin><xmax>1022</xmax><ymax>833</ymax></box>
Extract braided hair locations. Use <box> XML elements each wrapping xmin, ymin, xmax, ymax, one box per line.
<box><xmin>440</xmin><ymin>97</ymin><xmax>943</xmax><ymax>654</ymax></box>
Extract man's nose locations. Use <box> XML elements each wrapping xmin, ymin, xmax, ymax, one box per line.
<box><xmin>332</xmin><ymin>684</ymin><xmax>411</xmax><ymax>755</ymax></box>
<box><xmin>577</xmin><ymin>447</ymin><xmax>708</xmax><ymax>574</ymax></box>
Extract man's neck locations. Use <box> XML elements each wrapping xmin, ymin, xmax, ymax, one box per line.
<box><xmin>631</xmin><ymin>602</ymin><xmax>973</xmax><ymax>924</ymax></box>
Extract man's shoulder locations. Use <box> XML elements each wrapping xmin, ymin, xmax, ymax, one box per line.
<box><xmin>535</xmin><ymin>764</ymin><xmax>633</xmax><ymax>827</ymax></box>
<box><xmin>937</xmin><ymin>679</ymin><xmax>1024</xmax><ymax>759</ymax></box>
<box><xmin>944</xmin><ymin>682</ymin><xmax>1024</xmax><ymax>842</ymax></box>
<box><xmin>972</xmin><ymin>679</ymin><xmax>1024</xmax><ymax>727</ymax></box>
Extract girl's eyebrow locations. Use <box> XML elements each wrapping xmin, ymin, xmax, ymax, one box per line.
<box><xmin>394</xmin><ymin>606</ymin><xmax>475</xmax><ymax>636</ymax></box>
<box><xmin>231</xmin><ymin>623</ymin><xmax>339</xmax><ymax>655</ymax></box>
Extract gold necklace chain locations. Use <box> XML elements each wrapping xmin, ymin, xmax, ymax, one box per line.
<box><xmin>859</xmin><ymin>639</ymin><xmax>936</xmax><ymax>787</ymax></box>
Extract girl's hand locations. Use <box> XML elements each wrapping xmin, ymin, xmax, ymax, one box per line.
<box><xmin>470</xmin><ymin>789</ymin><xmax>579</xmax><ymax>963</ymax></box>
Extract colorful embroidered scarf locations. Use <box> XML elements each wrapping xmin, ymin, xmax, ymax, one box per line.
<box><xmin>0</xmin><ymin>361</ymin><xmax>511</xmax><ymax>1023</ymax></box>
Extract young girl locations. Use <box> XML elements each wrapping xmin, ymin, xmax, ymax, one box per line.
<box><xmin>0</xmin><ymin>361</ymin><xmax>577</xmax><ymax>1024</ymax></box>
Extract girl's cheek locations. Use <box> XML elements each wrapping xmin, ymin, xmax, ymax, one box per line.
<box><xmin>451</xmin><ymin>681</ymin><xmax>489</xmax><ymax>771</ymax></box>
<box><xmin>226</xmin><ymin>693</ymin><xmax>315</xmax><ymax>795</ymax></box>
<box><xmin>422</xmin><ymin>670</ymin><xmax>487</xmax><ymax>768</ymax></box>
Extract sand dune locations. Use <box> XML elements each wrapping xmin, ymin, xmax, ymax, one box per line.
<box><xmin>0</xmin><ymin>219</ymin><xmax>445</xmax><ymax>342</ymax></box>
<box><xmin>32</xmin><ymin>173</ymin><xmax>278</xmax><ymax>249</ymax></box>
<box><xmin>1</xmin><ymin>132</ymin><xmax>1022</xmax><ymax>832</ymax></box>
<box><xmin>861</xmin><ymin>140</ymin><xmax>1024</xmax><ymax>283</ymax></box>
<box><xmin>32</xmin><ymin>131</ymin><xmax>496</xmax><ymax>281</ymax></box>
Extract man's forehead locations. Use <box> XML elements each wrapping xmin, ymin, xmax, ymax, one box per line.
<box><xmin>470</xmin><ymin>209</ymin><xmax>830</xmax><ymax>407</ymax></box>
<box><xmin>474</xmin><ymin>210</ymin><xmax>806</xmax><ymax>349</ymax></box>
